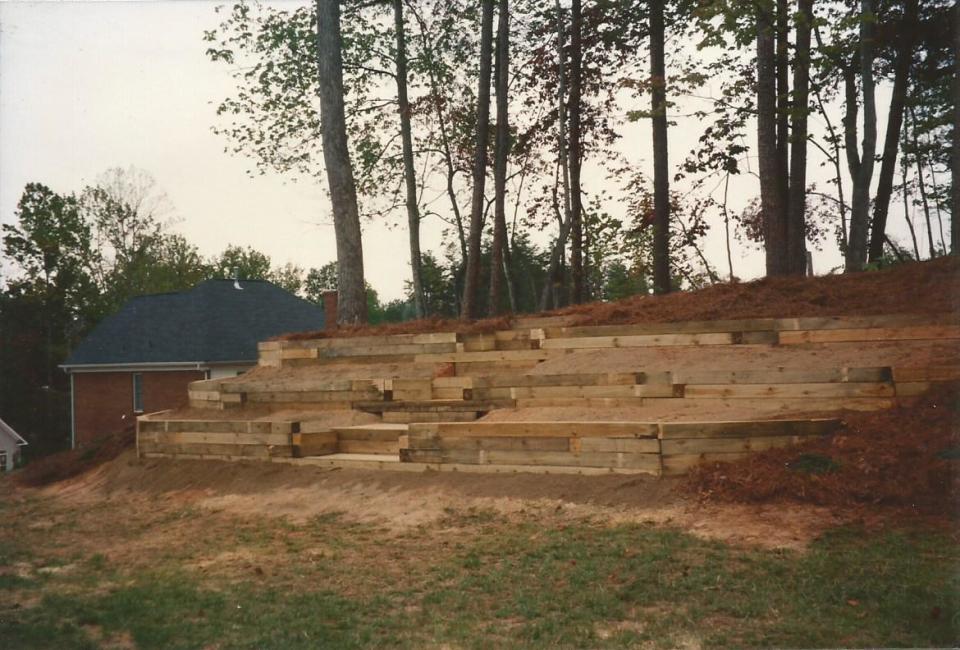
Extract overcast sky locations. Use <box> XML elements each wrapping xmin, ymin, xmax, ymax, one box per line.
<box><xmin>1</xmin><ymin>1</ymin><xmax>909</xmax><ymax>301</ymax></box>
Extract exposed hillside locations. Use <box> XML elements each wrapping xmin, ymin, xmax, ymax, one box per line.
<box><xmin>279</xmin><ymin>257</ymin><xmax>958</xmax><ymax>340</ymax></box>
<box><xmin>688</xmin><ymin>383</ymin><xmax>960</xmax><ymax>516</ymax></box>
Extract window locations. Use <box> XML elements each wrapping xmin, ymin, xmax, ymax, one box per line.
<box><xmin>0</xmin><ymin>451</ymin><xmax>7</xmax><ymax>472</ymax></box>
<box><xmin>133</xmin><ymin>373</ymin><xmax>144</xmax><ymax>413</ymax></box>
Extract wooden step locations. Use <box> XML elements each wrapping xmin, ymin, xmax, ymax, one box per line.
<box><xmin>332</xmin><ymin>423</ymin><xmax>408</xmax><ymax>455</ymax></box>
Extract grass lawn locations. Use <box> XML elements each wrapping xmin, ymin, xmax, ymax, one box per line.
<box><xmin>2</xmin><ymin>487</ymin><xmax>957</xmax><ymax>650</ymax></box>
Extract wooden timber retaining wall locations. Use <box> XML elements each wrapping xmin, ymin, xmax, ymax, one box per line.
<box><xmin>139</xmin><ymin>313</ymin><xmax>959</xmax><ymax>475</ymax></box>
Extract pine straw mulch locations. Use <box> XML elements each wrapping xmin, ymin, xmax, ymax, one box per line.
<box><xmin>686</xmin><ymin>383</ymin><xmax>960</xmax><ymax>517</ymax></box>
<box><xmin>276</xmin><ymin>257</ymin><xmax>959</xmax><ymax>340</ymax></box>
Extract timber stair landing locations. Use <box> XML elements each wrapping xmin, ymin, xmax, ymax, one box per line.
<box><xmin>138</xmin><ymin>312</ymin><xmax>960</xmax><ymax>475</ymax></box>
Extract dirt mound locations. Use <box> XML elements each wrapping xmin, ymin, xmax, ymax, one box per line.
<box><xmin>15</xmin><ymin>430</ymin><xmax>134</xmax><ymax>487</ymax></box>
<box><xmin>276</xmin><ymin>258</ymin><xmax>958</xmax><ymax>340</ymax></box>
<box><xmin>687</xmin><ymin>384</ymin><xmax>960</xmax><ymax>516</ymax></box>
<box><xmin>556</xmin><ymin>256</ymin><xmax>959</xmax><ymax>326</ymax></box>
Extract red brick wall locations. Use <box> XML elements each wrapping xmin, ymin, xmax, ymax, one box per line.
<box><xmin>73</xmin><ymin>370</ymin><xmax>204</xmax><ymax>447</ymax></box>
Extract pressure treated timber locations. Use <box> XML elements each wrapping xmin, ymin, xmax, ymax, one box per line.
<box><xmin>892</xmin><ymin>366</ymin><xmax>960</xmax><ymax>382</ymax></box>
<box><xmin>138</xmin><ymin>441</ymin><xmax>294</xmax><ymax>458</ymax></box>
<box><xmin>316</xmin><ymin>342</ymin><xmax>459</xmax><ymax>359</ymax></box>
<box><xmin>406</xmin><ymin>436</ymin><xmax>573</xmax><ymax>452</ymax></box>
<box><xmin>660</xmin><ymin>435</ymin><xmax>811</xmax><ymax>455</ymax></box>
<box><xmin>283</xmin><ymin>354</ymin><xmax>418</xmax><ymax>368</ymax></box>
<box><xmin>402</xmin><ymin>448</ymin><xmax>661</xmax><ymax>472</ymax></box>
<box><xmin>454</xmin><ymin>361</ymin><xmax>542</xmax><ymax>376</ymax></box>
<box><xmin>138</xmin><ymin>431</ymin><xmax>292</xmax><ymax>446</ymax></box>
<box><xmin>682</xmin><ymin>382</ymin><xmax>895</xmax><ymax>399</ymax></box>
<box><xmin>513</xmin><ymin>397</ymin><xmax>649</xmax><ymax>409</ymax></box>
<box><xmin>140</xmin><ymin>419</ymin><xmax>296</xmax><ymax>434</ymax></box>
<box><xmin>271</xmin><ymin>332</ymin><xmax>458</xmax><ymax>350</ymax></box>
<box><xmin>668</xmin><ymin>367</ymin><xmax>893</xmax><ymax>385</ymax></box>
<box><xmin>509</xmin><ymin>385</ymin><xmax>640</xmax><ymax>399</ymax></box>
<box><xmin>332</xmin><ymin>423</ymin><xmax>408</xmax><ymax>439</ymax></box>
<box><xmin>641</xmin><ymin>396</ymin><xmax>897</xmax><ymax>412</ymax></box>
<box><xmin>382</xmin><ymin>411</ymin><xmax>480</xmax><ymax>424</ymax></box>
<box><xmin>537</xmin><ymin>314</ymin><xmax>946</xmax><ymax>340</ymax></box>
<box><xmin>353</xmin><ymin>399</ymin><xmax>515</xmax><ymax>413</ymax></box>
<box><xmin>292</xmin><ymin>431</ymin><xmax>338</xmax><ymax>457</ymax></box>
<box><xmin>333</xmin><ymin>423</ymin><xmax>406</xmax><ymax>454</ymax></box>
<box><xmin>415</xmin><ymin>349</ymin><xmax>562</xmax><ymax>364</ymax></box>
<box><xmin>408</xmin><ymin>421</ymin><xmax>660</xmax><ymax>438</ymax></box>
<box><xmin>894</xmin><ymin>382</ymin><xmax>932</xmax><ymax>397</ymax></box>
<box><xmin>221</xmin><ymin>378</ymin><xmax>381</xmax><ymax>394</ymax></box>
<box><xmin>657</xmin><ymin>419</ymin><xmax>839</xmax><ymax>439</ymax></box>
<box><xmin>469</xmin><ymin>372</ymin><xmax>638</xmax><ymax>388</ymax></box>
<box><xmin>779</xmin><ymin>325</ymin><xmax>960</xmax><ymax>344</ymax></box>
<box><xmin>244</xmin><ymin>390</ymin><xmax>382</xmax><ymax>404</ymax></box>
<box><xmin>539</xmin><ymin>332</ymin><xmax>735</xmax><ymax>349</ymax></box>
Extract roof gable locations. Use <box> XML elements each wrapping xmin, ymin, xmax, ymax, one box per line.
<box><xmin>63</xmin><ymin>280</ymin><xmax>324</xmax><ymax>367</ymax></box>
<box><xmin>0</xmin><ymin>418</ymin><xmax>28</xmax><ymax>445</ymax></box>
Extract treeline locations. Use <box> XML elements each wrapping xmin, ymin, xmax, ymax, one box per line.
<box><xmin>205</xmin><ymin>0</ymin><xmax>957</xmax><ymax>326</ymax></box>
<box><xmin>2</xmin><ymin>165</ymin><xmax>661</xmax><ymax>454</ymax></box>
<box><xmin>0</xmin><ymin>167</ymin><xmax>380</xmax><ymax>455</ymax></box>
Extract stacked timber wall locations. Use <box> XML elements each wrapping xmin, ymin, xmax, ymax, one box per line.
<box><xmin>139</xmin><ymin>313</ymin><xmax>959</xmax><ymax>475</ymax></box>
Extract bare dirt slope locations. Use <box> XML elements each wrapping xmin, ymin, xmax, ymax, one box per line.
<box><xmin>23</xmin><ymin>449</ymin><xmax>866</xmax><ymax>551</ymax></box>
<box><xmin>277</xmin><ymin>257</ymin><xmax>958</xmax><ymax>340</ymax></box>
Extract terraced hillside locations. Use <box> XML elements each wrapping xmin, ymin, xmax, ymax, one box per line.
<box><xmin>138</xmin><ymin>311</ymin><xmax>959</xmax><ymax>476</ymax></box>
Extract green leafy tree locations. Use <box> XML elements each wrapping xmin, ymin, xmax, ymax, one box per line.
<box><xmin>1</xmin><ymin>183</ymin><xmax>95</xmax><ymax>454</ymax></box>
<box><xmin>211</xmin><ymin>245</ymin><xmax>273</xmax><ymax>281</ymax></box>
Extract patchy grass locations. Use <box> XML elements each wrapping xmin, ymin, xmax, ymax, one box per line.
<box><xmin>1</xmin><ymin>493</ymin><xmax>957</xmax><ymax>649</ymax></box>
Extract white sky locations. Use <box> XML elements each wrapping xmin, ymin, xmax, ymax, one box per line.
<box><xmin>0</xmin><ymin>0</ymin><xmax>916</xmax><ymax>302</ymax></box>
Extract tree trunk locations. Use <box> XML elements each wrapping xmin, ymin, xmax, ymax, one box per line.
<box><xmin>786</xmin><ymin>0</ymin><xmax>812</xmax><ymax>275</ymax></box>
<box><xmin>722</xmin><ymin>172</ymin><xmax>734</xmax><ymax>280</ymax></box>
<box><xmin>757</xmin><ymin>4</ymin><xmax>787</xmax><ymax>276</ymax></box>
<box><xmin>953</xmin><ymin>1</ymin><xmax>960</xmax><ymax>255</ymax></box>
<box><xmin>568</xmin><ymin>0</ymin><xmax>584</xmax><ymax>303</ymax></box>
<box><xmin>315</xmin><ymin>0</ymin><xmax>367</xmax><ymax>324</ymax></box>
<box><xmin>901</xmin><ymin>158</ymin><xmax>920</xmax><ymax>259</ymax></box>
<box><xmin>460</xmin><ymin>0</ymin><xmax>495</xmax><ymax>320</ymax></box>
<box><xmin>393</xmin><ymin>0</ymin><xmax>425</xmax><ymax>318</ymax></box>
<box><xmin>541</xmin><ymin>170</ymin><xmax>573</xmax><ymax>312</ymax></box>
<box><xmin>650</xmin><ymin>0</ymin><xmax>671</xmax><ymax>293</ymax></box>
<box><xmin>540</xmin><ymin>0</ymin><xmax>572</xmax><ymax>311</ymax></box>
<box><xmin>488</xmin><ymin>0</ymin><xmax>511</xmax><ymax>315</ymax></box>
<box><xmin>409</xmin><ymin>6</ymin><xmax>468</xmax><ymax>262</ymax></box>
<box><xmin>775</xmin><ymin>0</ymin><xmax>790</xmax><ymax>216</ymax></box>
<box><xmin>844</xmin><ymin>0</ymin><xmax>877</xmax><ymax>272</ymax></box>
<box><xmin>868</xmin><ymin>0</ymin><xmax>917</xmax><ymax>263</ymax></box>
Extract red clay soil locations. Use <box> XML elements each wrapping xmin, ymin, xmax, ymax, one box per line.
<box><xmin>15</xmin><ymin>430</ymin><xmax>134</xmax><ymax>488</ymax></box>
<box><xmin>554</xmin><ymin>255</ymin><xmax>959</xmax><ymax>326</ymax></box>
<box><xmin>277</xmin><ymin>257</ymin><xmax>958</xmax><ymax>340</ymax></box>
<box><xmin>687</xmin><ymin>383</ymin><xmax>960</xmax><ymax>517</ymax></box>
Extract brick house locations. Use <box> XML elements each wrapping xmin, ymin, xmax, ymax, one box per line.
<box><xmin>61</xmin><ymin>279</ymin><xmax>325</xmax><ymax>448</ymax></box>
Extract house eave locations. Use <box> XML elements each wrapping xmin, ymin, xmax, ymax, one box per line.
<box><xmin>60</xmin><ymin>360</ymin><xmax>255</xmax><ymax>373</ymax></box>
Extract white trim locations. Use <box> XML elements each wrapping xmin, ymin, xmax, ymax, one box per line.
<box><xmin>61</xmin><ymin>361</ymin><xmax>254</xmax><ymax>373</ymax></box>
<box><xmin>70</xmin><ymin>373</ymin><xmax>76</xmax><ymax>450</ymax></box>
<box><xmin>0</xmin><ymin>418</ymin><xmax>28</xmax><ymax>446</ymax></box>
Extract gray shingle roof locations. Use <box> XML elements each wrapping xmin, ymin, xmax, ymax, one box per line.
<box><xmin>63</xmin><ymin>279</ymin><xmax>325</xmax><ymax>367</ymax></box>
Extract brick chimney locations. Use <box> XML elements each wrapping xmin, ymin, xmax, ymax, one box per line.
<box><xmin>322</xmin><ymin>290</ymin><xmax>338</xmax><ymax>330</ymax></box>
